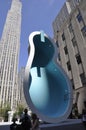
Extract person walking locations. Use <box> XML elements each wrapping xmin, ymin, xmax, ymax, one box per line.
<box><xmin>20</xmin><ymin>108</ymin><xmax>32</xmax><ymax>130</ymax></box>
<box><xmin>10</xmin><ymin>117</ymin><xmax>18</xmax><ymax>130</ymax></box>
<box><xmin>31</xmin><ymin>113</ymin><xmax>39</xmax><ymax>130</ymax></box>
<box><xmin>82</xmin><ymin>109</ymin><xmax>86</xmax><ymax>129</ymax></box>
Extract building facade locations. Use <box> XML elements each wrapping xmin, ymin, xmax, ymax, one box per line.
<box><xmin>18</xmin><ymin>67</ymin><xmax>28</xmax><ymax>107</ymax></box>
<box><xmin>0</xmin><ymin>0</ymin><xmax>22</xmax><ymax>110</ymax></box>
<box><xmin>53</xmin><ymin>0</ymin><xmax>86</xmax><ymax>113</ymax></box>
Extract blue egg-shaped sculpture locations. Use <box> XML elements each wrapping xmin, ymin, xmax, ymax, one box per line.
<box><xmin>24</xmin><ymin>31</ymin><xmax>73</xmax><ymax>123</ymax></box>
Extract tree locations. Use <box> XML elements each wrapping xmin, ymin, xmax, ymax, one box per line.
<box><xmin>0</xmin><ymin>103</ymin><xmax>11</xmax><ymax>121</ymax></box>
<box><xmin>13</xmin><ymin>104</ymin><xmax>25</xmax><ymax>119</ymax></box>
<box><xmin>17</xmin><ymin>104</ymin><xmax>24</xmax><ymax>117</ymax></box>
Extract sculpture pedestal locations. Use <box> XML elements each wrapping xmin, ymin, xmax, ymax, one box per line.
<box><xmin>39</xmin><ymin>119</ymin><xmax>86</xmax><ymax>130</ymax></box>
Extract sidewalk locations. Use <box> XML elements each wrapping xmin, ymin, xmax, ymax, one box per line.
<box><xmin>39</xmin><ymin>119</ymin><xmax>86</xmax><ymax>130</ymax></box>
<box><xmin>0</xmin><ymin>119</ymin><xmax>86</xmax><ymax>130</ymax></box>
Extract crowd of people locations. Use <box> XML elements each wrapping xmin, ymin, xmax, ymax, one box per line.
<box><xmin>10</xmin><ymin>103</ymin><xmax>86</xmax><ymax>130</ymax></box>
<box><xmin>10</xmin><ymin>108</ymin><xmax>39</xmax><ymax>130</ymax></box>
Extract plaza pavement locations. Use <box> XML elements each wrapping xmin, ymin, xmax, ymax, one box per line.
<box><xmin>0</xmin><ymin>119</ymin><xmax>86</xmax><ymax>130</ymax></box>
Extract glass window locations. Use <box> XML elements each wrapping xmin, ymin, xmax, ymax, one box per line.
<box><xmin>71</xmin><ymin>37</ymin><xmax>77</xmax><ymax>47</ymax></box>
<box><xmin>76</xmin><ymin>54</ymin><xmax>82</xmax><ymax>64</ymax></box>
<box><xmin>64</xmin><ymin>46</ymin><xmax>68</xmax><ymax>55</ymax></box>
<box><xmin>81</xmin><ymin>26</ymin><xmax>86</xmax><ymax>37</ymax></box>
<box><xmin>80</xmin><ymin>73</ymin><xmax>86</xmax><ymax>85</ymax></box>
<box><xmin>58</xmin><ymin>53</ymin><xmax>61</xmax><ymax>61</ymax></box>
<box><xmin>70</xmin><ymin>79</ymin><xmax>75</xmax><ymax>89</ymax></box>
<box><xmin>68</xmin><ymin>23</ymin><xmax>73</xmax><ymax>33</ymax></box>
<box><xmin>62</xmin><ymin>33</ymin><xmax>65</xmax><ymax>41</ymax></box>
<box><xmin>77</xmin><ymin>12</ymin><xmax>83</xmax><ymax>23</ymax></box>
<box><xmin>67</xmin><ymin>61</ymin><xmax>71</xmax><ymax>71</ymax></box>
<box><xmin>56</xmin><ymin>41</ymin><xmax>59</xmax><ymax>48</ymax></box>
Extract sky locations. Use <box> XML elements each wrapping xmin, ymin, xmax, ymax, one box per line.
<box><xmin>0</xmin><ymin>0</ymin><xmax>66</xmax><ymax>71</ymax></box>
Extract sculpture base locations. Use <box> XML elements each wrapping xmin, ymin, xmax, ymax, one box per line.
<box><xmin>39</xmin><ymin>119</ymin><xmax>85</xmax><ymax>130</ymax></box>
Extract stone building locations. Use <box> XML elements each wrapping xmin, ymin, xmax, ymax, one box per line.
<box><xmin>18</xmin><ymin>67</ymin><xmax>28</xmax><ymax>107</ymax></box>
<box><xmin>0</xmin><ymin>0</ymin><xmax>22</xmax><ymax>109</ymax></box>
<box><xmin>53</xmin><ymin>0</ymin><xmax>86</xmax><ymax>113</ymax></box>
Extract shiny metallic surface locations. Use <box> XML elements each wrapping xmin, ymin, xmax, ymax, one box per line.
<box><xmin>24</xmin><ymin>31</ymin><xmax>73</xmax><ymax>123</ymax></box>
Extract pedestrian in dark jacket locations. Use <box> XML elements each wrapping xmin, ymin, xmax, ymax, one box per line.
<box><xmin>10</xmin><ymin>117</ymin><xmax>18</xmax><ymax>130</ymax></box>
<box><xmin>20</xmin><ymin>108</ymin><xmax>32</xmax><ymax>130</ymax></box>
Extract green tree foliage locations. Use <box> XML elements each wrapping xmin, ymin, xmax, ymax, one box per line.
<box><xmin>13</xmin><ymin>104</ymin><xmax>25</xmax><ymax>119</ymax></box>
<box><xmin>17</xmin><ymin>104</ymin><xmax>24</xmax><ymax>117</ymax></box>
<box><xmin>0</xmin><ymin>103</ymin><xmax>11</xmax><ymax>121</ymax></box>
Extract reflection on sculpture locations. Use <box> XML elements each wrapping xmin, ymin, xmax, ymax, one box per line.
<box><xmin>24</xmin><ymin>31</ymin><xmax>73</xmax><ymax>123</ymax></box>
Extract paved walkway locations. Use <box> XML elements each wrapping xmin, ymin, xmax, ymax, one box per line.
<box><xmin>0</xmin><ymin>119</ymin><xmax>86</xmax><ymax>130</ymax></box>
<box><xmin>40</xmin><ymin>119</ymin><xmax>86</xmax><ymax>130</ymax></box>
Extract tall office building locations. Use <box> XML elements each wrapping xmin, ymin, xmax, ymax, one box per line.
<box><xmin>53</xmin><ymin>0</ymin><xmax>86</xmax><ymax>113</ymax></box>
<box><xmin>18</xmin><ymin>67</ymin><xmax>28</xmax><ymax>107</ymax></box>
<box><xmin>0</xmin><ymin>0</ymin><xmax>22</xmax><ymax>109</ymax></box>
